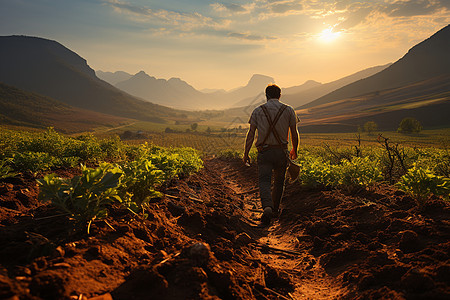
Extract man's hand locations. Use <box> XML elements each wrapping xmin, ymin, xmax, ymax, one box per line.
<box><xmin>243</xmin><ymin>154</ymin><xmax>250</xmax><ymax>165</ymax></box>
<box><xmin>289</xmin><ymin>148</ymin><xmax>298</xmax><ymax>160</ymax></box>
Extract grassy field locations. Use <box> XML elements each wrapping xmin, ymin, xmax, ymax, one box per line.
<box><xmin>111</xmin><ymin>128</ymin><xmax>450</xmax><ymax>156</ymax></box>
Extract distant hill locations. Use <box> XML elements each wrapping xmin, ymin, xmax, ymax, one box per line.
<box><xmin>302</xmin><ymin>24</ymin><xmax>450</xmax><ymax>110</ymax></box>
<box><xmin>115</xmin><ymin>71</ymin><xmax>212</xmax><ymax>110</ymax></box>
<box><xmin>0</xmin><ymin>35</ymin><xmax>182</xmax><ymax>123</ymax></box>
<box><xmin>230</xmin><ymin>74</ymin><xmax>276</xmax><ymax>107</ymax></box>
<box><xmin>283</xmin><ymin>80</ymin><xmax>322</xmax><ymax>95</ymax></box>
<box><xmin>96</xmin><ymin>70</ymin><xmax>132</xmax><ymax>85</ymax></box>
<box><xmin>282</xmin><ymin>64</ymin><xmax>391</xmax><ymax>109</ymax></box>
<box><xmin>0</xmin><ymin>82</ymin><xmax>128</xmax><ymax>133</ymax></box>
<box><xmin>114</xmin><ymin>72</ymin><xmax>274</xmax><ymax>110</ymax></box>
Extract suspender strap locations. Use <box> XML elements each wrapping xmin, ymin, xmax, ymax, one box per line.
<box><xmin>260</xmin><ymin>104</ymin><xmax>287</xmax><ymax>147</ymax></box>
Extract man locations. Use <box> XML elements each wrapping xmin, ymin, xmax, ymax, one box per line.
<box><xmin>243</xmin><ymin>84</ymin><xmax>299</xmax><ymax>226</ymax></box>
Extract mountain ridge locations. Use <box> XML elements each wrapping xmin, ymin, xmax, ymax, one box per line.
<box><xmin>0</xmin><ymin>35</ymin><xmax>183</xmax><ymax>123</ymax></box>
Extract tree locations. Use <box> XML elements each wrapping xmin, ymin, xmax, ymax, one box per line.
<box><xmin>364</xmin><ymin>121</ymin><xmax>378</xmax><ymax>135</ymax></box>
<box><xmin>190</xmin><ymin>123</ymin><xmax>198</xmax><ymax>131</ymax></box>
<box><xmin>398</xmin><ymin>118</ymin><xmax>422</xmax><ymax>133</ymax></box>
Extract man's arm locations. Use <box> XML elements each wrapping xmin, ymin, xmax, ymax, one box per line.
<box><xmin>289</xmin><ymin>123</ymin><xmax>299</xmax><ymax>160</ymax></box>
<box><xmin>243</xmin><ymin>124</ymin><xmax>256</xmax><ymax>164</ymax></box>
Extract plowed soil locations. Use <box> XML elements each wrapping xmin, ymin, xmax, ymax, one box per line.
<box><xmin>0</xmin><ymin>158</ymin><xmax>449</xmax><ymax>299</ymax></box>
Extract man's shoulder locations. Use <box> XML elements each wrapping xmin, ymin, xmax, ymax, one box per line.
<box><xmin>279</xmin><ymin>101</ymin><xmax>294</xmax><ymax>109</ymax></box>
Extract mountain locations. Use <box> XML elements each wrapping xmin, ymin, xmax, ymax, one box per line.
<box><xmin>0</xmin><ymin>35</ymin><xmax>181</xmax><ymax>123</ymax></box>
<box><xmin>96</xmin><ymin>70</ymin><xmax>132</xmax><ymax>85</ymax></box>
<box><xmin>301</xmin><ymin>24</ymin><xmax>450</xmax><ymax>110</ymax></box>
<box><xmin>296</xmin><ymin>25</ymin><xmax>450</xmax><ymax>132</ymax></box>
<box><xmin>0</xmin><ymin>82</ymin><xmax>128</xmax><ymax>133</ymax></box>
<box><xmin>283</xmin><ymin>80</ymin><xmax>322</xmax><ymax>95</ymax></box>
<box><xmin>201</xmin><ymin>88</ymin><xmax>226</xmax><ymax>94</ymax></box>
<box><xmin>115</xmin><ymin>71</ymin><xmax>211</xmax><ymax>110</ymax></box>
<box><xmin>281</xmin><ymin>64</ymin><xmax>390</xmax><ymax>109</ymax></box>
<box><xmin>114</xmin><ymin>72</ymin><xmax>274</xmax><ymax>110</ymax></box>
<box><xmin>230</xmin><ymin>74</ymin><xmax>276</xmax><ymax>107</ymax></box>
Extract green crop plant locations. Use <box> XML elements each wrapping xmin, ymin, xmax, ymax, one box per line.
<box><xmin>298</xmin><ymin>156</ymin><xmax>337</xmax><ymax>188</ymax></box>
<box><xmin>0</xmin><ymin>159</ymin><xmax>17</xmax><ymax>179</ymax></box>
<box><xmin>336</xmin><ymin>157</ymin><xmax>383</xmax><ymax>189</ymax></box>
<box><xmin>37</xmin><ymin>163</ymin><xmax>123</xmax><ymax>231</ymax></box>
<box><xmin>119</xmin><ymin>157</ymin><xmax>164</xmax><ymax>210</ymax></box>
<box><xmin>396</xmin><ymin>163</ymin><xmax>450</xmax><ymax>205</ymax></box>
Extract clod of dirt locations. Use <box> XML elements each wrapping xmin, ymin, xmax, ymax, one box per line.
<box><xmin>398</xmin><ymin>230</ymin><xmax>421</xmax><ymax>253</ymax></box>
<box><xmin>29</xmin><ymin>270</ymin><xmax>68</xmax><ymax>300</ymax></box>
<box><xmin>178</xmin><ymin>211</ymin><xmax>206</xmax><ymax>232</ymax></box>
<box><xmin>167</xmin><ymin>201</ymin><xmax>186</xmax><ymax>217</ymax></box>
<box><xmin>112</xmin><ymin>266</ymin><xmax>169</xmax><ymax>300</ymax></box>
<box><xmin>264</xmin><ymin>266</ymin><xmax>294</xmax><ymax>292</ymax></box>
<box><xmin>307</xmin><ymin>220</ymin><xmax>331</xmax><ymax>237</ymax></box>
<box><xmin>435</xmin><ymin>264</ymin><xmax>450</xmax><ymax>283</ymax></box>
<box><xmin>188</xmin><ymin>243</ymin><xmax>211</xmax><ymax>266</ymax></box>
<box><xmin>234</xmin><ymin>232</ymin><xmax>253</xmax><ymax>246</ymax></box>
<box><xmin>401</xmin><ymin>268</ymin><xmax>435</xmax><ymax>293</ymax></box>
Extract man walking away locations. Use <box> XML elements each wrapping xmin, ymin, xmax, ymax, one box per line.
<box><xmin>243</xmin><ymin>84</ymin><xmax>299</xmax><ymax>227</ymax></box>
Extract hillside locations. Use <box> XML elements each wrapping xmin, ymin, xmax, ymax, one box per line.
<box><xmin>282</xmin><ymin>64</ymin><xmax>391</xmax><ymax>109</ymax></box>
<box><xmin>302</xmin><ymin>24</ymin><xmax>450</xmax><ymax>110</ymax></box>
<box><xmin>0</xmin><ymin>36</ymin><xmax>183</xmax><ymax>123</ymax></box>
<box><xmin>298</xmin><ymin>74</ymin><xmax>450</xmax><ymax>132</ymax></box>
<box><xmin>0</xmin><ymin>83</ymin><xmax>129</xmax><ymax>133</ymax></box>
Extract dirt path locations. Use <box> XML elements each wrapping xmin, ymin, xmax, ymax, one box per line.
<box><xmin>209</xmin><ymin>159</ymin><xmax>348</xmax><ymax>299</ymax></box>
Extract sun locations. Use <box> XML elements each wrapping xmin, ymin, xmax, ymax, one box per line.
<box><xmin>318</xmin><ymin>27</ymin><xmax>341</xmax><ymax>43</ymax></box>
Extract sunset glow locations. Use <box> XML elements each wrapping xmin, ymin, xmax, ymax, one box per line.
<box><xmin>0</xmin><ymin>1</ymin><xmax>449</xmax><ymax>90</ymax></box>
<box><xmin>318</xmin><ymin>27</ymin><xmax>341</xmax><ymax>43</ymax></box>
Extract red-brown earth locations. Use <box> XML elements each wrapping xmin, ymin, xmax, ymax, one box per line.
<box><xmin>0</xmin><ymin>158</ymin><xmax>449</xmax><ymax>299</ymax></box>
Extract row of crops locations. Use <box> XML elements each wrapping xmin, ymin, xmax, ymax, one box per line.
<box><xmin>1</xmin><ymin>127</ymin><xmax>449</xmax><ymax>228</ymax></box>
<box><xmin>296</xmin><ymin>145</ymin><xmax>450</xmax><ymax>202</ymax></box>
<box><xmin>0</xmin><ymin>128</ymin><xmax>203</xmax><ymax>231</ymax></box>
<box><xmin>221</xmin><ymin>138</ymin><xmax>450</xmax><ymax>204</ymax></box>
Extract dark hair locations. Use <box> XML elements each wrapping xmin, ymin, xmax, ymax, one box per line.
<box><xmin>265</xmin><ymin>84</ymin><xmax>281</xmax><ymax>99</ymax></box>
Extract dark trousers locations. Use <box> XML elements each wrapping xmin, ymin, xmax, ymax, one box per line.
<box><xmin>257</xmin><ymin>148</ymin><xmax>288</xmax><ymax>212</ymax></box>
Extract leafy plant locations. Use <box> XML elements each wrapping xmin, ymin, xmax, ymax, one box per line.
<box><xmin>37</xmin><ymin>163</ymin><xmax>123</xmax><ymax>230</ymax></box>
<box><xmin>336</xmin><ymin>157</ymin><xmax>383</xmax><ymax>189</ymax></box>
<box><xmin>0</xmin><ymin>159</ymin><xmax>17</xmax><ymax>179</ymax></box>
<box><xmin>119</xmin><ymin>158</ymin><xmax>164</xmax><ymax>209</ymax></box>
<box><xmin>396</xmin><ymin>163</ymin><xmax>450</xmax><ymax>205</ymax></box>
<box><xmin>298</xmin><ymin>156</ymin><xmax>336</xmax><ymax>188</ymax></box>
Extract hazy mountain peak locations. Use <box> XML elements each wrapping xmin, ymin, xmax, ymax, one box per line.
<box><xmin>135</xmin><ymin>70</ymin><xmax>149</xmax><ymax>77</ymax></box>
<box><xmin>304</xmin><ymin>80</ymin><xmax>321</xmax><ymax>85</ymax></box>
<box><xmin>96</xmin><ymin>70</ymin><xmax>132</xmax><ymax>85</ymax></box>
<box><xmin>168</xmin><ymin>77</ymin><xmax>184</xmax><ymax>83</ymax></box>
<box><xmin>247</xmin><ymin>74</ymin><xmax>275</xmax><ymax>86</ymax></box>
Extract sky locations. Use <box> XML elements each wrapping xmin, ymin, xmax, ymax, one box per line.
<box><xmin>1</xmin><ymin>0</ymin><xmax>449</xmax><ymax>90</ymax></box>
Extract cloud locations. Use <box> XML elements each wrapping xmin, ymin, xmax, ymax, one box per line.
<box><xmin>270</xmin><ymin>1</ymin><xmax>303</xmax><ymax>14</ymax></box>
<box><xmin>227</xmin><ymin>32</ymin><xmax>276</xmax><ymax>40</ymax></box>
<box><xmin>103</xmin><ymin>0</ymin><xmax>226</xmax><ymax>30</ymax></box>
<box><xmin>335</xmin><ymin>7</ymin><xmax>373</xmax><ymax>30</ymax></box>
<box><xmin>211</xmin><ymin>3</ymin><xmax>249</xmax><ymax>13</ymax></box>
<box><xmin>385</xmin><ymin>0</ymin><xmax>442</xmax><ymax>17</ymax></box>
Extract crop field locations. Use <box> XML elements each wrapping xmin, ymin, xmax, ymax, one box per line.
<box><xmin>0</xmin><ymin>127</ymin><xmax>449</xmax><ymax>299</ymax></box>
